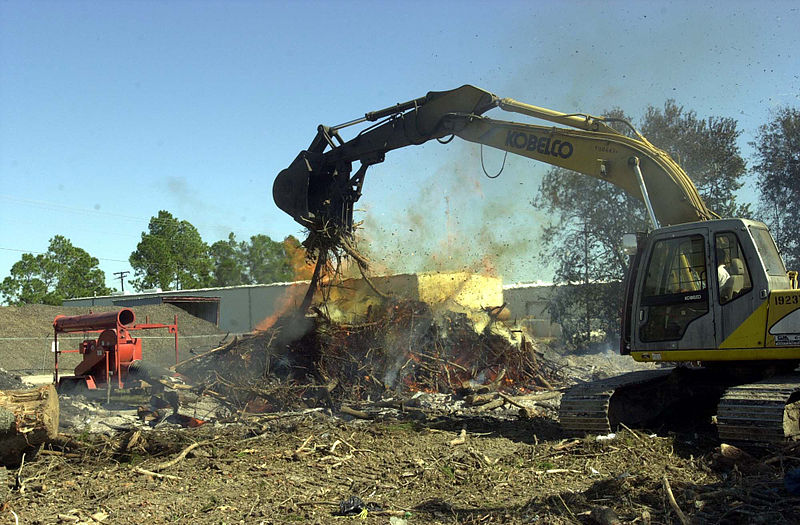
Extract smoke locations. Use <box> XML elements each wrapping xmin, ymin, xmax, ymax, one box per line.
<box><xmin>254</xmin><ymin>283</ymin><xmax>312</xmax><ymax>341</ymax></box>
<box><xmin>337</xmin><ymin>5</ymin><xmax>769</xmax><ymax>284</ymax></box>
<box><xmin>381</xmin><ymin>314</ymin><xmax>434</xmax><ymax>388</ymax></box>
<box><xmin>164</xmin><ymin>176</ymin><xmax>233</xmax><ymax>240</ymax></box>
<box><xmin>358</xmin><ymin>141</ymin><xmax>552</xmax><ymax>283</ymax></box>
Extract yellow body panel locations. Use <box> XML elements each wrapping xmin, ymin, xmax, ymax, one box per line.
<box><xmin>719</xmin><ymin>299</ymin><xmax>769</xmax><ymax>349</ymax></box>
<box><xmin>632</xmin><ymin>347</ymin><xmax>800</xmax><ymax>362</ymax></box>
<box><xmin>766</xmin><ymin>290</ymin><xmax>800</xmax><ymax>347</ymax></box>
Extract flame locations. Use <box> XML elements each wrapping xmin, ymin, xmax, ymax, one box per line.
<box><xmin>255</xmin><ymin>283</ymin><xmax>307</xmax><ymax>331</ymax></box>
<box><xmin>283</xmin><ymin>235</ymin><xmax>316</xmax><ymax>281</ymax></box>
<box><xmin>252</xmin><ymin>238</ymin><xmax>317</xmax><ymax>332</ymax></box>
<box><xmin>402</xmin><ymin>377</ymin><xmax>437</xmax><ymax>394</ymax></box>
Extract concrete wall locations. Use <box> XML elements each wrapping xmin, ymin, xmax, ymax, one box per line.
<box><xmin>323</xmin><ymin>272</ymin><xmax>504</xmax><ymax>323</ymax></box>
<box><xmin>502</xmin><ymin>283</ymin><xmax>562</xmax><ymax>338</ymax></box>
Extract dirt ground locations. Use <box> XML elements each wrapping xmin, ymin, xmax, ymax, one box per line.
<box><xmin>5</xmin><ymin>364</ymin><xmax>800</xmax><ymax>525</ymax></box>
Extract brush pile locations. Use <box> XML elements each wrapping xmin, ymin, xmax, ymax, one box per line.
<box><xmin>177</xmin><ymin>298</ymin><xmax>565</xmax><ymax>414</ymax></box>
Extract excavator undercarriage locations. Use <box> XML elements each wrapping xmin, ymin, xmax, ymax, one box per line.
<box><xmin>559</xmin><ymin>364</ymin><xmax>800</xmax><ymax>442</ymax></box>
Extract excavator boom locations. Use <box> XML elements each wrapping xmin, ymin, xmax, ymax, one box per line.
<box><xmin>272</xmin><ymin>85</ymin><xmax>497</xmax><ymax>230</ymax></box>
<box><xmin>273</xmin><ymin>84</ymin><xmax>714</xmax><ymax>233</ymax></box>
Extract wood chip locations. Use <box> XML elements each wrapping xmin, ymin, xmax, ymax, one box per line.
<box><xmin>449</xmin><ymin>429</ymin><xmax>467</xmax><ymax>446</ymax></box>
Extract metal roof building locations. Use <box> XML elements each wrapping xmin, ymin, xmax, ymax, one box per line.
<box><xmin>64</xmin><ymin>281</ymin><xmax>309</xmax><ymax>334</ymax></box>
<box><xmin>65</xmin><ymin>278</ymin><xmax>564</xmax><ymax>337</ymax></box>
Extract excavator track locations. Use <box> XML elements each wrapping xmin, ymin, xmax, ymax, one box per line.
<box><xmin>561</xmin><ymin>367</ymin><xmax>800</xmax><ymax>443</ymax></box>
<box><xmin>559</xmin><ymin>366</ymin><xmax>754</xmax><ymax>437</ymax></box>
<box><xmin>559</xmin><ymin>369</ymin><xmax>673</xmax><ymax>435</ymax></box>
<box><xmin>716</xmin><ymin>374</ymin><xmax>800</xmax><ymax>443</ymax></box>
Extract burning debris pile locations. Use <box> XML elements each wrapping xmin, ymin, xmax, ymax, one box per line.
<box><xmin>178</xmin><ymin>297</ymin><xmax>566</xmax><ymax>414</ymax></box>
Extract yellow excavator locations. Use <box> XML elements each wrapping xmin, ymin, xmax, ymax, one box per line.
<box><xmin>272</xmin><ymin>85</ymin><xmax>800</xmax><ymax>442</ymax></box>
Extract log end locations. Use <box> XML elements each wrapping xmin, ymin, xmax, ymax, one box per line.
<box><xmin>0</xmin><ymin>384</ymin><xmax>60</xmax><ymax>467</ymax></box>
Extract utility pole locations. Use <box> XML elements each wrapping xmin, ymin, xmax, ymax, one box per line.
<box><xmin>114</xmin><ymin>271</ymin><xmax>129</xmax><ymax>292</ymax></box>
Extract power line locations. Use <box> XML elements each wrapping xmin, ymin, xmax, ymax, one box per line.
<box><xmin>114</xmin><ymin>270</ymin><xmax>130</xmax><ymax>291</ymax></box>
<box><xmin>0</xmin><ymin>194</ymin><xmax>149</xmax><ymax>223</ymax></box>
<box><xmin>0</xmin><ymin>194</ymin><xmax>271</xmax><ymax>235</ymax></box>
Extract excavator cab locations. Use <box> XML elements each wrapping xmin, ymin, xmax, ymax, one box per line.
<box><xmin>626</xmin><ymin>218</ymin><xmax>797</xmax><ymax>363</ymax></box>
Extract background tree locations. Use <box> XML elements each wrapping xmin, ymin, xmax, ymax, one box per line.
<box><xmin>244</xmin><ymin>234</ymin><xmax>294</xmax><ymax>284</ymax></box>
<box><xmin>0</xmin><ymin>235</ymin><xmax>110</xmax><ymax>305</ymax></box>
<box><xmin>129</xmin><ymin>211</ymin><xmax>213</xmax><ymax>291</ymax></box>
<box><xmin>209</xmin><ymin>233</ymin><xmax>305</xmax><ymax>286</ymax></box>
<box><xmin>640</xmin><ymin>100</ymin><xmax>749</xmax><ymax>218</ymax></box>
<box><xmin>533</xmin><ymin>102</ymin><xmax>748</xmax><ymax>347</ymax></box>
<box><xmin>535</xmin><ymin>165</ymin><xmax>645</xmax><ymax>346</ymax></box>
<box><xmin>751</xmin><ymin>106</ymin><xmax>800</xmax><ymax>271</ymax></box>
<box><xmin>210</xmin><ymin>233</ymin><xmax>248</xmax><ymax>286</ymax></box>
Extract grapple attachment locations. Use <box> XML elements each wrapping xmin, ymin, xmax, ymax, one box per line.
<box><xmin>272</xmin><ymin>149</ymin><xmax>362</xmax><ymax>233</ymax></box>
<box><xmin>272</xmin><ymin>151</ymin><xmax>317</xmax><ymax>226</ymax></box>
<box><xmin>272</xmin><ymin>84</ymin><xmax>498</xmax><ymax>233</ymax></box>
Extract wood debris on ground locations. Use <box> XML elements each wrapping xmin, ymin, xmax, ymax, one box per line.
<box><xmin>7</xmin><ymin>419</ymin><xmax>800</xmax><ymax>524</ymax></box>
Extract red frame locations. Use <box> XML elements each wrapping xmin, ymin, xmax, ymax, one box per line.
<box><xmin>53</xmin><ymin>309</ymin><xmax>178</xmax><ymax>390</ymax></box>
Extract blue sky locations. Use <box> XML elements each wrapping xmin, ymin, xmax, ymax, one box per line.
<box><xmin>1</xmin><ymin>0</ymin><xmax>798</xmax><ymax>292</ymax></box>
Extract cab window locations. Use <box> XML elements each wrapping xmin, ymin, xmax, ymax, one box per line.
<box><xmin>640</xmin><ymin>235</ymin><xmax>709</xmax><ymax>342</ymax></box>
<box><xmin>715</xmin><ymin>232</ymin><xmax>753</xmax><ymax>304</ymax></box>
<box><xmin>749</xmin><ymin>226</ymin><xmax>787</xmax><ymax>276</ymax></box>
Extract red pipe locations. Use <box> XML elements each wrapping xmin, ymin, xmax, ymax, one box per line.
<box><xmin>54</xmin><ymin>308</ymin><xmax>135</xmax><ymax>333</ymax></box>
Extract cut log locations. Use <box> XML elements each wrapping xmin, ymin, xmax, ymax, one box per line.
<box><xmin>0</xmin><ymin>384</ymin><xmax>59</xmax><ymax>467</ymax></box>
<box><xmin>465</xmin><ymin>393</ymin><xmax>499</xmax><ymax>406</ymax></box>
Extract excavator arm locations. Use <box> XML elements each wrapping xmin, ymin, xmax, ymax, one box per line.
<box><xmin>273</xmin><ymin>85</ymin><xmax>715</xmax><ymax>234</ymax></box>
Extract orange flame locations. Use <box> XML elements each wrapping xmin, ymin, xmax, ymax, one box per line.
<box><xmin>402</xmin><ymin>377</ymin><xmax>437</xmax><ymax>394</ymax></box>
<box><xmin>283</xmin><ymin>236</ymin><xmax>315</xmax><ymax>281</ymax></box>
<box><xmin>252</xmin><ymin>237</ymin><xmax>316</xmax><ymax>332</ymax></box>
<box><xmin>255</xmin><ymin>283</ymin><xmax>307</xmax><ymax>331</ymax></box>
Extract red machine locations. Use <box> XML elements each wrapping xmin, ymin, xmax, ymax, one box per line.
<box><xmin>53</xmin><ymin>308</ymin><xmax>178</xmax><ymax>390</ymax></box>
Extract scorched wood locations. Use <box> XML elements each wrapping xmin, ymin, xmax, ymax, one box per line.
<box><xmin>0</xmin><ymin>384</ymin><xmax>59</xmax><ymax>467</ymax></box>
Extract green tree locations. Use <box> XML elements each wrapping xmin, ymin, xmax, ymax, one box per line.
<box><xmin>535</xmin><ymin>165</ymin><xmax>645</xmax><ymax>345</ymax></box>
<box><xmin>244</xmin><ymin>234</ymin><xmax>294</xmax><ymax>284</ymax></box>
<box><xmin>210</xmin><ymin>233</ymin><xmax>248</xmax><ymax>286</ymax></box>
<box><xmin>640</xmin><ymin>100</ymin><xmax>749</xmax><ymax>218</ymax></box>
<box><xmin>751</xmin><ymin>106</ymin><xmax>800</xmax><ymax>271</ymax></box>
<box><xmin>129</xmin><ymin>211</ymin><xmax>213</xmax><ymax>290</ymax></box>
<box><xmin>209</xmin><ymin>233</ymin><xmax>300</xmax><ymax>286</ymax></box>
<box><xmin>534</xmin><ymin>102</ymin><xmax>748</xmax><ymax>346</ymax></box>
<box><xmin>0</xmin><ymin>236</ymin><xmax>111</xmax><ymax>305</ymax></box>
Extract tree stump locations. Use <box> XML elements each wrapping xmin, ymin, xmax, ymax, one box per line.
<box><xmin>0</xmin><ymin>384</ymin><xmax>59</xmax><ymax>467</ymax></box>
